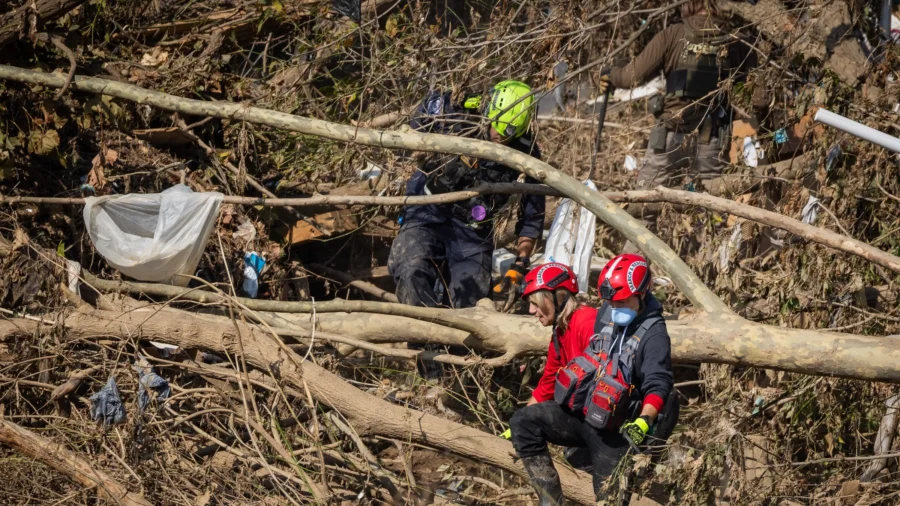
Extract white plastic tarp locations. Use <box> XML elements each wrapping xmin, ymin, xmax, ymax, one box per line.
<box><xmin>542</xmin><ymin>180</ymin><xmax>597</xmax><ymax>293</ymax></box>
<box><xmin>83</xmin><ymin>185</ymin><xmax>223</xmax><ymax>285</ymax></box>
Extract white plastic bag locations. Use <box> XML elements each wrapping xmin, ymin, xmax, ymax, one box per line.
<box><xmin>83</xmin><ymin>185</ymin><xmax>223</xmax><ymax>285</ymax></box>
<box><xmin>542</xmin><ymin>180</ymin><xmax>597</xmax><ymax>293</ymax></box>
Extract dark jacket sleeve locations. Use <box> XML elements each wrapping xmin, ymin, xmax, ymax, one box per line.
<box><xmin>514</xmin><ymin>140</ymin><xmax>545</xmax><ymax>240</ymax></box>
<box><xmin>609</xmin><ymin>25</ymin><xmax>679</xmax><ymax>89</ymax></box>
<box><xmin>635</xmin><ymin>322</ymin><xmax>674</xmax><ymax>403</ymax></box>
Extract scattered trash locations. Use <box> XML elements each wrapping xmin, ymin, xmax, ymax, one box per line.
<box><xmin>814</xmin><ymin>109</ymin><xmax>900</xmax><ymax>154</ymax></box>
<box><xmin>742</xmin><ymin>136</ymin><xmax>759</xmax><ymax>167</ymax></box>
<box><xmin>825</xmin><ymin>144</ymin><xmax>842</xmax><ymax>172</ymax></box>
<box><xmin>65</xmin><ymin>259</ymin><xmax>81</xmax><ymax>296</ymax></box>
<box><xmin>491</xmin><ymin>248</ymin><xmax>516</xmax><ymax>278</ymax></box>
<box><xmin>801</xmin><ymin>195</ymin><xmax>820</xmax><ymax>225</ymax></box>
<box><xmin>243</xmin><ymin>251</ymin><xmax>266</xmax><ymax>298</ymax></box>
<box><xmin>624</xmin><ymin>155</ymin><xmax>637</xmax><ymax>172</ymax></box>
<box><xmin>751</xmin><ymin>395</ymin><xmax>766</xmax><ymax>415</ymax></box>
<box><xmin>83</xmin><ymin>184</ymin><xmax>224</xmax><ymax>285</ymax></box>
<box><xmin>543</xmin><ymin>180</ymin><xmax>597</xmax><ymax>293</ymax></box>
<box><xmin>90</xmin><ymin>376</ymin><xmax>127</xmax><ymax>426</ymax></box>
<box><xmin>359</xmin><ymin>161</ymin><xmax>383</xmax><ymax>180</ymax></box>
<box><xmin>233</xmin><ymin>220</ymin><xmax>257</xmax><ymax>243</ymax></box>
<box><xmin>718</xmin><ymin>224</ymin><xmax>743</xmax><ymax>271</ymax></box>
<box><xmin>133</xmin><ymin>354</ymin><xmax>171</xmax><ymax>412</ymax></box>
<box><xmin>149</xmin><ymin>341</ymin><xmax>179</xmax><ymax>358</ymax></box>
<box><xmin>774</xmin><ymin>128</ymin><xmax>788</xmax><ymax>144</ymax></box>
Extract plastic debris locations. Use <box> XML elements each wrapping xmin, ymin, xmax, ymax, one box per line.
<box><xmin>133</xmin><ymin>354</ymin><xmax>171</xmax><ymax>412</ymax></box>
<box><xmin>233</xmin><ymin>220</ymin><xmax>257</xmax><ymax>243</ymax></box>
<box><xmin>826</xmin><ymin>144</ymin><xmax>842</xmax><ymax>172</ymax></box>
<box><xmin>718</xmin><ymin>224</ymin><xmax>743</xmax><ymax>271</ymax></box>
<box><xmin>624</xmin><ymin>155</ymin><xmax>637</xmax><ymax>172</ymax></box>
<box><xmin>83</xmin><ymin>184</ymin><xmax>224</xmax><ymax>285</ymax></box>
<box><xmin>243</xmin><ymin>251</ymin><xmax>266</xmax><ymax>298</ymax></box>
<box><xmin>149</xmin><ymin>341</ymin><xmax>179</xmax><ymax>358</ymax></box>
<box><xmin>491</xmin><ymin>248</ymin><xmax>516</xmax><ymax>278</ymax></box>
<box><xmin>774</xmin><ymin>128</ymin><xmax>788</xmax><ymax>144</ymax></box>
<box><xmin>65</xmin><ymin>259</ymin><xmax>81</xmax><ymax>296</ymax></box>
<box><xmin>801</xmin><ymin>195</ymin><xmax>820</xmax><ymax>225</ymax></box>
<box><xmin>742</xmin><ymin>136</ymin><xmax>758</xmax><ymax>167</ymax></box>
<box><xmin>90</xmin><ymin>376</ymin><xmax>127</xmax><ymax>426</ymax></box>
<box><xmin>359</xmin><ymin>161</ymin><xmax>383</xmax><ymax>180</ymax></box>
<box><xmin>543</xmin><ymin>180</ymin><xmax>597</xmax><ymax>293</ymax></box>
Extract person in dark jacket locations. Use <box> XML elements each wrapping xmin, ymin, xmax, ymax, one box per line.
<box><xmin>598</xmin><ymin>0</ymin><xmax>756</xmax><ymax>224</ymax></box>
<box><xmin>510</xmin><ymin>255</ymin><xmax>676</xmax><ymax>505</ymax></box>
<box><xmin>388</xmin><ymin>80</ymin><xmax>545</xmax><ymax>380</ymax></box>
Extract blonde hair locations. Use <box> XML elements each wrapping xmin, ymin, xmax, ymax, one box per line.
<box><xmin>529</xmin><ymin>289</ymin><xmax>581</xmax><ymax>331</ymax></box>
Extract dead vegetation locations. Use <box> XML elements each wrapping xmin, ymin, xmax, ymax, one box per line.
<box><xmin>2</xmin><ymin>0</ymin><xmax>900</xmax><ymax>505</ymax></box>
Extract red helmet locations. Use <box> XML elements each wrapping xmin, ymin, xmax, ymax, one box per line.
<box><xmin>598</xmin><ymin>254</ymin><xmax>650</xmax><ymax>301</ymax></box>
<box><xmin>522</xmin><ymin>262</ymin><xmax>578</xmax><ymax>298</ymax></box>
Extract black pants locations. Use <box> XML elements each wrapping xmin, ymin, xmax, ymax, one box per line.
<box><xmin>510</xmin><ymin>402</ymin><xmax>630</xmax><ymax>498</ymax></box>
<box><xmin>388</xmin><ymin>221</ymin><xmax>491</xmax><ymax>379</ymax></box>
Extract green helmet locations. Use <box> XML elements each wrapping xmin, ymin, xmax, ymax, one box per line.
<box><xmin>487</xmin><ymin>80</ymin><xmax>534</xmax><ymax>139</ymax></box>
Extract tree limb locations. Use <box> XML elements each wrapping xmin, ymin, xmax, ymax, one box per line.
<box><xmin>0</xmin><ymin>65</ymin><xmax>728</xmax><ymax>314</ymax></box>
<box><xmin>0</xmin><ymin>309</ymin><xmax>599</xmax><ymax>505</ymax></box>
<box><xmin>616</xmin><ymin>187</ymin><xmax>900</xmax><ymax>275</ymax></box>
<box><xmin>0</xmin><ymin>418</ymin><xmax>152</xmax><ymax>506</ymax></box>
<box><xmin>0</xmin><ymin>0</ymin><xmax>87</xmax><ymax>48</ymax></box>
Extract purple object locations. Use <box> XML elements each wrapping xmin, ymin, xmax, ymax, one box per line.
<box><xmin>471</xmin><ymin>205</ymin><xmax>487</xmax><ymax>221</ymax></box>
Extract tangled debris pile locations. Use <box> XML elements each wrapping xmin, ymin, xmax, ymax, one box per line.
<box><xmin>2</xmin><ymin>0</ymin><xmax>900</xmax><ymax>505</ymax></box>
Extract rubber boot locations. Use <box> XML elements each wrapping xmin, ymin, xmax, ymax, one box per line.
<box><xmin>521</xmin><ymin>453</ymin><xmax>565</xmax><ymax>506</ymax></box>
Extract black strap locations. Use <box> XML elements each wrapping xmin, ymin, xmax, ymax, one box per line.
<box><xmin>593</xmin><ymin>302</ymin><xmax>611</xmax><ymax>334</ymax></box>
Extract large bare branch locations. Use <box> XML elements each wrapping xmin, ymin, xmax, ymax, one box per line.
<box><xmin>618</xmin><ymin>187</ymin><xmax>900</xmax><ymax>275</ymax></box>
<box><xmin>0</xmin><ymin>418</ymin><xmax>152</xmax><ymax>506</ymax></box>
<box><xmin>81</xmin><ymin>275</ymin><xmax>900</xmax><ymax>384</ymax></box>
<box><xmin>0</xmin><ymin>65</ymin><xmax>728</xmax><ymax>314</ymax></box>
<box><xmin>0</xmin><ymin>309</ymin><xmax>598</xmax><ymax>506</ymax></box>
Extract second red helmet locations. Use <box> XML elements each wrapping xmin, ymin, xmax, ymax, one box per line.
<box><xmin>522</xmin><ymin>262</ymin><xmax>578</xmax><ymax>298</ymax></box>
<box><xmin>598</xmin><ymin>254</ymin><xmax>650</xmax><ymax>301</ymax></box>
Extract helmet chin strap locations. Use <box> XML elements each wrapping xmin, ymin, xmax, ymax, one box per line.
<box><xmin>551</xmin><ymin>291</ymin><xmax>571</xmax><ymax>327</ymax></box>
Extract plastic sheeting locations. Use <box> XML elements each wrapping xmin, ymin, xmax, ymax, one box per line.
<box><xmin>332</xmin><ymin>0</ymin><xmax>361</xmax><ymax>22</ymax></box>
<box><xmin>542</xmin><ymin>180</ymin><xmax>597</xmax><ymax>293</ymax></box>
<box><xmin>90</xmin><ymin>376</ymin><xmax>126</xmax><ymax>426</ymax></box>
<box><xmin>134</xmin><ymin>355</ymin><xmax>171</xmax><ymax>412</ymax></box>
<box><xmin>83</xmin><ymin>185</ymin><xmax>223</xmax><ymax>285</ymax></box>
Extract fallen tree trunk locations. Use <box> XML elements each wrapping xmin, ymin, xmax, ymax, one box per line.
<box><xmin>7</xmin><ymin>68</ymin><xmax>900</xmax><ymax>382</ymax></box>
<box><xmin>0</xmin><ymin>308</ymin><xmax>598</xmax><ymax>505</ymax></box>
<box><xmin>0</xmin><ymin>418</ymin><xmax>152</xmax><ymax>506</ymax></box>
<box><xmin>82</xmin><ymin>273</ymin><xmax>900</xmax><ymax>384</ymax></box>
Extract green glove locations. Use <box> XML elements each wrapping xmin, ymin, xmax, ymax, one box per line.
<box><xmin>620</xmin><ymin>416</ymin><xmax>650</xmax><ymax>445</ymax></box>
<box><xmin>500</xmin><ymin>428</ymin><xmax>512</xmax><ymax>440</ymax></box>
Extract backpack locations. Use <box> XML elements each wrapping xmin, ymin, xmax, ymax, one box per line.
<box><xmin>553</xmin><ymin>303</ymin><xmax>663</xmax><ymax>430</ymax></box>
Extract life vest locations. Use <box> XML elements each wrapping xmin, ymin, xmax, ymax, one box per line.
<box><xmin>665</xmin><ymin>23</ymin><xmax>731</xmax><ymax>99</ymax></box>
<box><xmin>553</xmin><ymin>303</ymin><xmax>663</xmax><ymax>430</ymax></box>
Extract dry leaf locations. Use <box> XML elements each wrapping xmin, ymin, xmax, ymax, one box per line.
<box><xmin>140</xmin><ymin>48</ymin><xmax>169</xmax><ymax>67</ymax></box>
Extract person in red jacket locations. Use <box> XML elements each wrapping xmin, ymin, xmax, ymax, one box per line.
<box><xmin>510</xmin><ymin>256</ymin><xmax>676</xmax><ymax>505</ymax></box>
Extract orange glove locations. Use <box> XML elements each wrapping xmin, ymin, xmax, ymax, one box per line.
<box><xmin>493</xmin><ymin>263</ymin><xmax>528</xmax><ymax>294</ymax></box>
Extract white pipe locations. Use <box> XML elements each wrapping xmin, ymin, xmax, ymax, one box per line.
<box><xmin>814</xmin><ymin>108</ymin><xmax>900</xmax><ymax>154</ymax></box>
